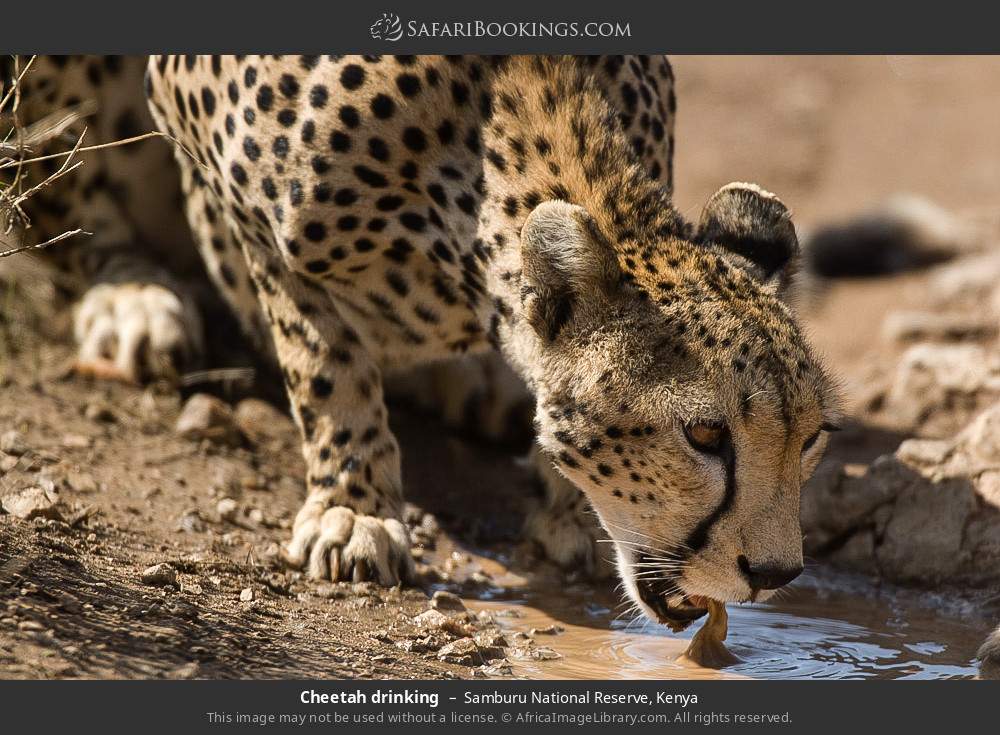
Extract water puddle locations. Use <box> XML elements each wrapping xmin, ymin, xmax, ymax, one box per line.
<box><xmin>455</xmin><ymin>560</ymin><xmax>988</xmax><ymax>680</ymax></box>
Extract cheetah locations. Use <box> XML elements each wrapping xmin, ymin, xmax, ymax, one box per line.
<box><xmin>139</xmin><ymin>54</ymin><xmax>842</xmax><ymax>629</ymax></box>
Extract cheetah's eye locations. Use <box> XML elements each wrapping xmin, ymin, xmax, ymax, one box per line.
<box><xmin>684</xmin><ymin>422</ymin><xmax>726</xmax><ymax>454</ymax></box>
<box><xmin>802</xmin><ymin>422</ymin><xmax>841</xmax><ymax>454</ymax></box>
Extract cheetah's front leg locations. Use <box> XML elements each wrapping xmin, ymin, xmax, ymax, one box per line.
<box><xmin>246</xmin><ymin>251</ymin><xmax>413</xmax><ymax>586</ymax></box>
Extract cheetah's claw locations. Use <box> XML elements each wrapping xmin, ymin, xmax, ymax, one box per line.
<box><xmin>282</xmin><ymin>503</ymin><xmax>415</xmax><ymax>586</ymax></box>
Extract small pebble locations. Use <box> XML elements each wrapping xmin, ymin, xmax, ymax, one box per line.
<box><xmin>141</xmin><ymin>563</ymin><xmax>177</xmax><ymax>587</ymax></box>
<box><xmin>84</xmin><ymin>402</ymin><xmax>116</xmax><ymax>423</ymax></box>
<box><xmin>175</xmin><ymin>394</ymin><xmax>242</xmax><ymax>445</ymax></box>
<box><xmin>216</xmin><ymin>497</ymin><xmax>239</xmax><ymax>522</ymax></box>
<box><xmin>430</xmin><ymin>589</ymin><xmax>466</xmax><ymax>612</ymax></box>
<box><xmin>0</xmin><ymin>430</ymin><xmax>28</xmax><ymax>456</ymax></box>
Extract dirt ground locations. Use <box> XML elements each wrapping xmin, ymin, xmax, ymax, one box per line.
<box><xmin>3</xmin><ymin>56</ymin><xmax>1000</xmax><ymax>679</ymax></box>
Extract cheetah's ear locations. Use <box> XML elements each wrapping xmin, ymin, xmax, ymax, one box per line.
<box><xmin>697</xmin><ymin>183</ymin><xmax>800</xmax><ymax>297</ymax></box>
<box><xmin>521</xmin><ymin>200</ymin><xmax>622</xmax><ymax>342</ymax></box>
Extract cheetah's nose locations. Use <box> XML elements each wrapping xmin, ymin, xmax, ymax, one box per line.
<box><xmin>737</xmin><ymin>555</ymin><xmax>803</xmax><ymax>591</ymax></box>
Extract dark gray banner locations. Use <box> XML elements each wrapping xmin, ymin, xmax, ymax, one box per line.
<box><xmin>1</xmin><ymin>0</ymin><xmax>999</xmax><ymax>53</ymax></box>
<box><xmin>0</xmin><ymin>680</ymin><xmax>993</xmax><ymax>732</ymax></box>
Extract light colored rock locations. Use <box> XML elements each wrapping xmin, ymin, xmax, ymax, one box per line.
<box><xmin>61</xmin><ymin>433</ymin><xmax>91</xmax><ymax>449</ymax></box>
<box><xmin>882</xmin><ymin>310</ymin><xmax>998</xmax><ymax>344</ymax></box>
<box><xmin>216</xmin><ymin>497</ymin><xmax>239</xmax><ymax>523</ymax></box>
<box><xmin>977</xmin><ymin>471</ymin><xmax>1000</xmax><ymax>509</ymax></box>
<box><xmin>1</xmin><ymin>485</ymin><xmax>61</xmax><ymax>521</ymax></box>
<box><xmin>530</xmin><ymin>624</ymin><xmax>564</xmax><ymax>636</ymax></box>
<box><xmin>175</xmin><ymin>394</ymin><xmax>242</xmax><ymax>445</ymax></box>
<box><xmin>239</xmin><ymin>587</ymin><xmax>254</xmax><ymax>602</ymax></box>
<box><xmin>955</xmin><ymin>401</ymin><xmax>1000</xmax><ymax>466</ymax></box>
<box><xmin>65</xmin><ymin>471</ymin><xmax>99</xmax><ymax>494</ymax></box>
<box><xmin>928</xmin><ymin>253</ymin><xmax>1000</xmax><ymax>308</ymax></box>
<box><xmin>430</xmin><ymin>590</ymin><xmax>465</xmax><ymax>612</ymax></box>
<box><xmin>0</xmin><ymin>430</ymin><xmax>28</xmax><ymax>456</ymax></box>
<box><xmin>508</xmin><ymin>645</ymin><xmax>561</xmax><ymax>661</ymax></box>
<box><xmin>896</xmin><ymin>438</ymin><xmax>951</xmax><ymax>468</ymax></box>
<box><xmin>412</xmin><ymin>609</ymin><xmax>450</xmax><ymax>629</ymax></box>
<box><xmin>882</xmin><ymin>344</ymin><xmax>1000</xmax><ymax>433</ymax></box>
<box><xmin>437</xmin><ymin>637</ymin><xmax>482</xmax><ymax>666</ymax></box>
<box><xmin>480</xmin><ymin>662</ymin><xmax>514</xmax><ymax>677</ymax></box>
<box><xmin>233</xmin><ymin>398</ymin><xmax>292</xmax><ymax>444</ymax></box>
<box><xmin>141</xmin><ymin>563</ymin><xmax>177</xmax><ymax>587</ymax></box>
<box><xmin>474</xmin><ymin>631</ymin><xmax>507</xmax><ymax>648</ymax></box>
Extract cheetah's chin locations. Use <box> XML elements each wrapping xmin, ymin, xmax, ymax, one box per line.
<box><xmin>636</xmin><ymin>577</ymin><xmax>708</xmax><ymax>633</ymax></box>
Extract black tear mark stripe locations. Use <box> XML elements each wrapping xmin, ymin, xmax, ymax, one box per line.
<box><xmin>684</xmin><ymin>439</ymin><xmax>736</xmax><ymax>554</ymax></box>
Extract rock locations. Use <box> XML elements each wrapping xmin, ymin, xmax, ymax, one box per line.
<box><xmin>61</xmin><ymin>433</ymin><xmax>91</xmax><ymax>449</ymax></box>
<box><xmin>396</xmin><ymin>638</ymin><xmax>431</xmax><ymax>654</ymax></box>
<box><xmin>880</xmin><ymin>344</ymin><xmax>1000</xmax><ymax>435</ymax></box>
<box><xmin>141</xmin><ymin>563</ymin><xmax>177</xmax><ymax>587</ymax></box>
<box><xmin>529</xmin><ymin>624</ymin><xmax>564</xmax><ymax>636</ymax></box>
<box><xmin>803</xmin><ymin>401</ymin><xmax>1000</xmax><ymax>587</ymax></box>
<box><xmin>233</xmin><ymin>399</ymin><xmax>292</xmax><ymax>444</ymax></box>
<box><xmin>430</xmin><ymin>590</ymin><xmax>465</xmax><ymax>612</ymax></box>
<box><xmin>216</xmin><ymin>497</ymin><xmax>239</xmax><ymax>523</ymax></box>
<box><xmin>84</xmin><ymin>401</ymin><xmax>116</xmax><ymax>423</ymax></box>
<box><xmin>895</xmin><ymin>438</ymin><xmax>951</xmax><ymax>468</ymax></box>
<box><xmin>954</xmin><ymin>401</ymin><xmax>1000</xmax><ymax>467</ymax></box>
<box><xmin>412</xmin><ymin>609</ymin><xmax>450</xmax><ymax>629</ymax></box>
<box><xmin>480</xmin><ymin>662</ymin><xmax>514</xmax><ymax>677</ymax></box>
<box><xmin>882</xmin><ymin>310</ymin><xmax>998</xmax><ymax>344</ymax></box>
<box><xmin>474</xmin><ymin>631</ymin><xmax>507</xmax><ymax>648</ymax></box>
<box><xmin>175</xmin><ymin>394</ymin><xmax>242</xmax><ymax>445</ymax></box>
<box><xmin>0</xmin><ymin>430</ymin><xmax>28</xmax><ymax>456</ymax></box>
<box><xmin>978</xmin><ymin>471</ymin><xmax>1000</xmax><ymax>508</ymax></box>
<box><xmin>876</xmin><ymin>474</ymin><xmax>975</xmax><ymax>584</ymax></box>
<box><xmin>1</xmin><ymin>485</ymin><xmax>61</xmax><ymax>521</ymax></box>
<box><xmin>437</xmin><ymin>637</ymin><xmax>483</xmax><ymax>666</ymax></box>
<box><xmin>176</xmin><ymin>509</ymin><xmax>205</xmax><ymax>533</ymax></box>
<box><xmin>65</xmin><ymin>470</ymin><xmax>99</xmax><ymax>494</ymax></box>
<box><xmin>928</xmin><ymin>253</ymin><xmax>1000</xmax><ymax>308</ymax></box>
<box><xmin>239</xmin><ymin>587</ymin><xmax>255</xmax><ymax>602</ymax></box>
<box><xmin>182</xmin><ymin>581</ymin><xmax>203</xmax><ymax>596</ymax></box>
<box><xmin>509</xmin><ymin>644</ymin><xmax>562</xmax><ymax>661</ymax></box>
<box><xmin>0</xmin><ymin>454</ymin><xmax>18</xmax><ymax>473</ymax></box>
<box><xmin>166</xmin><ymin>662</ymin><xmax>201</xmax><ymax>679</ymax></box>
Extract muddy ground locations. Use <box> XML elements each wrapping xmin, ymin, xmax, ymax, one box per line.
<box><xmin>3</xmin><ymin>56</ymin><xmax>1000</xmax><ymax>679</ymax></box>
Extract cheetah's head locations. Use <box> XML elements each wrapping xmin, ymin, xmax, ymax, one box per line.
<box><xmin>519</xmin><ymin>183</ymin><xmax>840</xmax><ymax>631</ymax></box>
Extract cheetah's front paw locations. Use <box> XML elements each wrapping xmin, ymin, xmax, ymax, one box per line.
<box><xmin>73</xmin><ymin>282</ymin><xmax>203</xmax><ymax>383</ymax></box>
<box><xmin>282</xmin><ymin>502</ymin><xmax>415</xmax><ymax>586</ymax></box>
